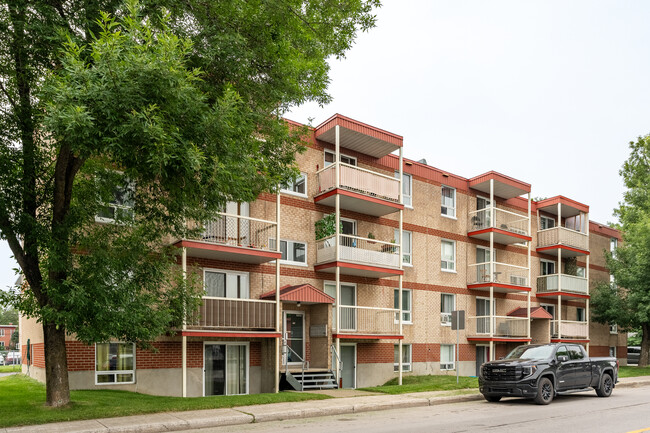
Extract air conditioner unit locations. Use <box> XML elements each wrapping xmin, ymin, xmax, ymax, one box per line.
<box><xmin>440</xmin><ymin>363</ymin><xmax>454</xmax><ymax>370</ymax></box>
<box><xmin>510</xmin><ymin>275</ymin><xmax>528</xmax><ymax>286</ymax></box>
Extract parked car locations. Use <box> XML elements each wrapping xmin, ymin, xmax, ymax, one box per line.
<box><xmin>4</xmin><ymin>351</ymin><xmax>21</xmax><ymax>365</ymax></box>
<box><xmin>479</xmin><ymin>343</ymin><xmax>618</xmax><ymax>405</ymax></box>
<box><xmin>627</xmin><ymin>346</ymin><xmax>640</xmax><ymax>365</ymax></box>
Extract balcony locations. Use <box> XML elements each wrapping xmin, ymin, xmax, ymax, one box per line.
<box><xmin>537</xmin><ymin>227</ymin><xmax>589</xmax><ymax>257</ymax></box>
<box><xmin>177</xmin><ymin>213</ymin><xmax>281</xmax><ymax>263</ymax></box>
<box><xmin>315</xmin><ymin>162</ymin><xmax>403</xmax><ymax>216</ymax></box>
<box><xmin>188</xmin><ymin>297</ymin><xmax>277</xmax><ymax>330</ymax></box>
<box><xmin>468</xmin><ymin>207</ymin><xmax>531</xmax><ymax>244</ymax></box>
<box><xmin>334</xmin><ymin>305</ymin><xmax>402</xmax><ymax>339</ymax></box>
<box><xmin>467</xmin><ymin>262</ymin><xmax>531</xmax><ymax>293</ymax></box>
<box><xmin>467</xmin><ymin>316</ymin><xmax>530</xmax><ymax>341</ymax></box>
<box><xmin>315</xmin><ymin>234</ymin><xmax>403</xmax><ymax>278</ymax></box>
<box><xmin>551</xmin><ymin>320</ymin><xmax>588</xmax><ymax>340</ymax></box>
<box><xmin>536</xmin><ymin>274</ymin><xmax>589</xmax><ymax>298</ymax></box>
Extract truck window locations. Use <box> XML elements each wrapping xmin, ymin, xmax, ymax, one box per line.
<box><xmin>556</xmin><ymin>345</ymin><xmax>569</xmax><ymax>359</ymax></box>
<box><xmin>568</xmin><ymin>345</ymin><xmax>585</xmax><ymax>360</ymax></box>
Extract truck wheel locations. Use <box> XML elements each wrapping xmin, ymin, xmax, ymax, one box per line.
<box><xmin>596</xmin><ymin>373</ymin><xmax>613</xmax><ymax>397</ymax></box>
<box><xmin>484</xmin><ymin>395</ymin><xmax>502</xmax><ymax>402</ymax></box>
<box><xmin>534</xmin><ymin>377</ymin><xmax>554</xmax><ymax>405</ymax></box>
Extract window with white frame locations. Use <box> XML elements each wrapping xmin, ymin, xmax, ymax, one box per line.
<box><xmin>609</xmin><ymin>346</ymin><xmax>617</xmax><ymax>358</ymax></box>
<box><xmin>394</xmin><ymin>289</ymin><xmax>412</xmax><ymax>323</ymax></box>
<box><xmin>96</xmin><ymin>342</ymin><xmax>135</xmax><ymax>384</ymax></box>
<box><xmin>394</xmin><ymin>229</ymin><xmax>412</xmax><ymax>265</ymax></box>
<box><xmin>441</xmin><ymin>240</ymin><xmax>456</xmax><ymax>271</ymax></box>
<box><xmin>609</xmin><ymin>323</ymin><xmax>618</xmax><ymax>334</ymax></box>
<box><xmin>576</xmin><ymin>266</ymin><xmax>586</xmax><ymax>278</ymax></box>
<box><xmin>0</xmin><ymin>329</ymin><xmax>4</xmax><ymax>337</ymax></box>
<box><xmin>540</xmin><ymin>259</ymin><xmax>556</xmax><ymax>276</ymax></box>
<box><xmin>0</xmin><ymin>342</ymin><xmax>4</xmax><ymax>349</ymax></box>
<box><xmin>324</xmin><ymin>150</ymin><xmax>356</xmax><ymax>166</ymax></box>
<box><xmin>270</xmin><ymin>239</ymin><xmax>307</xmax><ymax>265</ymax></box>
<box><xmin>576</xmin><ymin>307</ymin><xmax>585</xmax><ymax>322</ymax></box>
<box><xmin>394</xmin><ymin>344</ymin><xmax>411</xmax><ymax>372</ymax></box>
<box><xmin>440</xmin><ymin>344</ymin><xmax>455</xmax><ymax>370</ymax></box>
<box><xmin>395</xmin><ymin>172</ymin><xmax>412</xmax><ymax>207</ymax></box>
<box><xmin>204</xmin><ymin>269</ymin><xmax>250</xmax><ymax>299</ymax></box>
<box><xmin>281</xmin><ymin>173</ymin><xmax>307</xmax><ymax>197</ymax></box>
<box><xmin>441</xmin><ymin>294</ymin><xmax>455</xmax><ymax>326</ymax></box>
<box><xmin>96</xmin><ymin>179</ymin><xmax>134</xmax><ymax>223</ymax></box>
<box><xmin>540</xmin><ymin>215</ymin><xmax>556</xmax><ymax>230</ymax></box>
<box><xmin>610</xmin><ymin>237</ymin><xmax>618</xmax><ymax>252</ymax></box>
<box><xmin>441</xmin><ymin>186</ymin><xmax>456</xmax><ymax>218</ymax></box>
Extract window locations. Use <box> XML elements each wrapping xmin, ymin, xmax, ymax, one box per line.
<box><xmin>96</xmin><ymin>342</ymin><xmax>135</xmax><ymax>384</ymax></box>
<box><xmin>395</xmin><ymin>172</ymin><xmax>412</xmax><ymax>207</ymax></box>
<box><xmin>204</xmin><ymin>269</ymin><xmax>250</xmax><ymax>299</ymax></box>
<box><xmin>441</xmin><ymin>240</ymin><xmax>456</xmax><ymax>271</ymax></box>
<box><xmin>576</xmin><ymin>266</ymin><xmax>586</xmax><ymax>278</ymax></box>
<box><xmin>394</xmin><ymin>344</ymin><xmax>411</xmax><ymax>372</ymax></box>
<box><xmin>568</xmin><ymin>345</ymin><xmax>585</xmax><ymax>360</ymax></box>
<box><xmin>441</xmin><ymin>344</ymin><xmax>455</xmax><ymax>370</ymax></box>
<box><xmin>0</xmin><ymin>329</ymin><xmax>4</xmax><ymax>337</ymax></box>
<box><xmin>610</xmin><ymin>237</ymin><xmax>618</xmax><ymax>252</ymax></box>
<box><xmin>324</xmin><ymin>150</ymin><xmax>356</xmax><ymax>167</ymax></box>
<box><xmin>540</xmin><ymin>216</ymin><xmax>556</xmax><ymax>230</ymax></box>
<box><xmin>540</xmin><ymin>260</ymin><xmax>556</xmax><ymax>276</ymax></box>
<box><xmin>270</xmin><ymin>239</ymin><xmax>307</xmax><ymax>266</ymax></box>
<box><xmin>609</xmin><ymin>346</ymin><xmax>617</xmax><ymax>358</ymax></box>
<box><xmin>394</xmin><ymin>289</ymin><xmax>412</xmax><ymax>323</ymax></box>
<box><xmin>441</xmin><ymin>186</ymin><xmax>456</xmax><ymax>218</ymax></box>
<box><xmin>96</xmin><ymin>180</ymin><xmax>134</xmax><ymax>223</ymax></box>
<box><xmin>556</xmin><ymin>345</ymin><xmax>568</xmax><ymax>359</ymax></box>
<box><xmin>441</xmin><ymin>294</ymin><xmax>455</xmax><ymax>325</ymax></box>
<box><xmin>576</xmin><ymin>307</ymin><xmax>585</xmax><ymax>322</ymax></box>
<box><xmin>394</xmin><ymin>229</ymin><xmax>412</xmax><ymax>265</ymax></box>
<box><xmin>0</xmin><ymin>342</ymin><xmax>4</xmax><ymax>349</ymax></box>
<box><xmin>609</xmin><ymin>323</ymin><xmax>618</xmax><ymax>334</ymax></box>
<box><xmin>281</xmin><ymin>173</ymin><xmax>307</xmax><ymax>197</ymax></box>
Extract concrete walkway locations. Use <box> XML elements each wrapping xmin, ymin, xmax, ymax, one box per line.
<box><xmin>3</xmin><ymin>376</ymin><xmax>650</xmax><ymax>433</ymax></box>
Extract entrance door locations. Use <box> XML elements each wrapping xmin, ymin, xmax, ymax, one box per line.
<box><xmin>340</xmin><ymin>284</ymin><xmax>356</xmax><ymax>331</ymax></box>
<box><xmin>476</xmin><ymin>298</ymin><xmax>495</xmax><ymax>334</ymax></box>
<box><xmin>340</xmin><ymin>345</ymin><xmax>356</xmax><ymax>389</ymax></box>
<box><xmin>476</xmin><ymin>346</ymin><xmax>489</xmax><ymax>377</ymax></box>
<box><xmin>283</xmin><ymin>312</ymin><xmax>305</xmax><ymax>364</ymax></box>
<box><xmin>204</xmin><ymin>343</ymin><xmax>247</xmax><ymax>396</ymax></box>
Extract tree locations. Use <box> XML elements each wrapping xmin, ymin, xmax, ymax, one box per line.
<box><xmin>10</xmin><ymin>328</ymin><xmax>18</xmax><ymax>349</ymax></box>
<box><xmin>0</xmin><ymin>307</ymin><xmax>18</xmax><ymax>324</ymax></box>
<box><xmin>591</xmin><ymin>135</ymin><xmax>650</xmax><ymax>367</ymax></box>
<box><xmin>0</xmin><ymin>0</ymin><xmax>380</xmax><ymax>406</ymax></box>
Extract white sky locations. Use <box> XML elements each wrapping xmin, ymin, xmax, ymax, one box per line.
<box><xmin>1</xmin><ymin>0</ymin><xmax>648</xmax><ymax>293</ymax></box>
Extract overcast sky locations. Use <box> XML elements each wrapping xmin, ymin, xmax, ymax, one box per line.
<box><xmin>1</xmin><ymin>0</ymin><xmax>648</xmax><ymax>293</ymax></box>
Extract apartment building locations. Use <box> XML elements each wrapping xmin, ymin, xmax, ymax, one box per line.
<box><xmin>0</xmin><ymin>324</ymin><xmax>16</xmax><ymax>350</ymax></box>
<box><xmin>20</xmin><ymin>114</ymin><xmax>625</xmax><ymax>396</ymax></box>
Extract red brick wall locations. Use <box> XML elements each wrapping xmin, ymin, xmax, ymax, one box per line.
<box><xmin>21</xmin><ymin>342</ymin><xmax>45</xmax><ymax>368</ymax></box>
<box><xmin>250</xmin><ymin>342</ymin><xmax>261</xmax><ymax>367</ymax></box>
<box><xmin>0</xmin><ymin>326</ymin><xmax>16</xmax><ymax>349</ymax></box>
<box><xmin>357</xmin><ymin>343</ymin><xmax>393</xmax><ymax>364</ymax></box>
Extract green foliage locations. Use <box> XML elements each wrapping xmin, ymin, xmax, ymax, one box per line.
<box><xmin>10</xmin><ymin>329</ymin><xmax>18</xmax><ymax>347</ymax></box>
<box><xmin>564</xmin><ymin>257</ymin><xmax>578</xmax><ymax>276</ymax></box>
<box><xmin>315</xmin><ymin>214</ymin><xmax>343</xmax><ymax>240</ymax></box>
<box><xmin>591</xmin><ymin>135</ymin><xmax>650</xmax><ymax>366</ymax></box>
<box><xmin>629</xmin><ymin>330</ymin><xmax>642</xmax><ymax>346</ymax></box>
<box><xmin>0</xmin><ymin>307</ymin><xmax>18</xmax><ymax>325</ymax></box>
<box><xmin>0</xmin><ymin>375</ymin><xmax>330</xmax><ymax>428</ymax></box>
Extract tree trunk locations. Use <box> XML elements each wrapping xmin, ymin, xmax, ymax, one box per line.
<box><xmin>640</xmin><ymin>323</ymin><xmax>650</xmax><ymax>368</ymax></box>
<box><xmin>43</xmin><ymin>322</ymin><xmax>70</xmax><ymax>407</ymax></box>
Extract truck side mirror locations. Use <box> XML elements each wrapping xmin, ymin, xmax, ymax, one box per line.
<box><xmin>557</xmin><ymin>355</ymin><xmax>568</xmax><ymax>362</ymax></box>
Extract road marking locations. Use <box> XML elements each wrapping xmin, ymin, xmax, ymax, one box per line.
<box><xmin>626</xmin><ymin>428</ymin><xmax>650</xmax><ymax>433</ymax></box>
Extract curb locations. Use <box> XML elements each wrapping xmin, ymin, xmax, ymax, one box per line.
<box><xmin>2</xmin><ymin>392</ymin><xmax>484</xmax><ymax>433</ymax></box>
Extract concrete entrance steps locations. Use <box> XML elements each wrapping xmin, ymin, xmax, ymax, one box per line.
<box><xmin>293</xmin><ymin>371</ymin><xmax>338</xmax><ymax>390</ymax></box>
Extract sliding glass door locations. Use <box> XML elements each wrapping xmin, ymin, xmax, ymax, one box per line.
<box><xmin>204</xmin><ymin>343</ymin><xmax>248</xmax><ymax>396</ymax></box>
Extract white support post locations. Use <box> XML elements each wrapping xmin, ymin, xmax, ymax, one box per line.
<box><xmin>182</xmin><ymin>246</ymin><xmax>187</xmax><ymax>398</ymax></box>
<box><xmin>489</xmin><ymin>179</ymin><xmax>494</xmax><ymax>360</ymax></box>
<box><xmin>558</xmin><ymin>294</ymin><xmax>562</xmax><ymax>340</ymax></box>
<box><xmin>557</xmin><ymin>204</ymin><xmax>562</xmax><ymax>340</ymax></box>
<box><xmin>527</xmin><ymin>193</ymin><xmax>531</xmax><ymax>341</ymax></box>
<box><xmin>275</xmin><ymin>193</ymin><xmax>281</xmax><ymax>393</ymax></box>
<box><xmin>334</xmin><ymin>126</ymin><xmax>341</xmax><ymax>383</ymax></box>
<box><xmin>586</xmin><ymin>211</ymin><xmax>590</xmax><ymax>352</ymax></box>
<box><xmin>398</xmin><ymin>148</ymin><xmax>404</xmax><ymax>385</ymax></box>
<box><xmin>586</xmin><ymin>298</ymin><xmax>590</xmax><ymax>353</ymax></box>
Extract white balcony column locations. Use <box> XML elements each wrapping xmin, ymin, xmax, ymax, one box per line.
<box><xmin>527</xmin><ymin>193</ymin><xmax>531</xmax><ymax>340</ymax></box>
<box><xmin>182</xmin><ymin>246</ymin><xmax>187</xmax><ymax>398</ymax></box>
<box><xmin>586</xmin><ymin>298</ymin><xmax>590</xmax><ymax>352</ymax></box>
<box><xmin>558</xmin><ymin>295</ymin><xmax>562</xmax><ymax>340</ymax></box>
<box><xmin>489</xmin><ymin>179</ymin><xmax>495</xmax><ymax>288</ymax></box>
<box><xmin>398</xmin><ymin>150</ymin><xmax>404</xmax><ymax>385</ymax></box>
<box><xmin>335</xmin><ymin>125</ymin><xmax>340</xmax><ymax>188</ymax></box>
<box><xmin>274</xmin><ymin>193</ymin><xmax>281</xmax><ymax>393</ymax></box>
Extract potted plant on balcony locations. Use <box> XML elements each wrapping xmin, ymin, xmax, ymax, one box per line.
<box><xmin>381</xmin><ymin>239</ymin><xmax>398</xmax><ymax>253</ymax></box>
<box><xmin>315</xmin><ymin>214</ymin><xmax>343</xmax><ymax>248</ymax></box>
<box><xmin>367</xmin><ymin>232</ymin><xmax>376</xmax><ymax>244</ymax></box>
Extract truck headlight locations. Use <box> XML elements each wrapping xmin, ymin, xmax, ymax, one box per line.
<box><xmin>522</xmin><ymin>365</ymin><xmax>537</xmax><ymax>377</ymax></box>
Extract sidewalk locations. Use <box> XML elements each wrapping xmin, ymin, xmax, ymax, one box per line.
<box><xmin>4</xmin><ymin>376</ymin><xmax>650</xmax><ymax>433</ymax></box>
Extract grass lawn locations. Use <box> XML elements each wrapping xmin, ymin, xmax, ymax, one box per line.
<box><xmin>359</xmin><ymin>375</ymin><xmax>479</xmax><ymax>394</ymax></box>
<box><xmin>0</xmin><ymin>375</ymin><xmax>330</xmax><ymax>429</ymax></box>
<box><xmin>619</xmin><ymin>366</ymin><xmax>650</xmax><ymax>378</ymax></box>
<box><xmin>0</xmin><ymin>364</ymin><xmax>21</xmax><ymax>373</ymax></box>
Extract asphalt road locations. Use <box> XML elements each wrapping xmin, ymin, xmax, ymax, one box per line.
<box><xmin>181</xmin><ymin>385</ymin><xmax>650</xmax><ymax>433</ymax></box>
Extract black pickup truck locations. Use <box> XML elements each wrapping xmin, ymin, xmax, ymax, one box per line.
<box><xmin>479</xmin><ymin>343</ymin><xmax>618</xmax><ymax>405</ymax></box>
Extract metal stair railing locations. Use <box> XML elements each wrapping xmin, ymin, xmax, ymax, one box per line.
<box><xmin>331</xmin><ymin>344</ymin><xmax>343</xmax><ymax>388</ymax></box>
<box><xmin>282</xmin><ymin>339</ymin><xmax>309</xmax><ymax>391</ymax></box>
